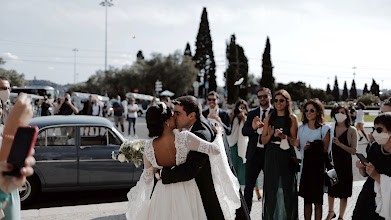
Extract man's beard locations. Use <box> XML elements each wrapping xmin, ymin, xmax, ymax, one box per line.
<box><xmin>259</xmin><ymin>101</ymin><xmax>269</xmax><ymax>107</ymax></box>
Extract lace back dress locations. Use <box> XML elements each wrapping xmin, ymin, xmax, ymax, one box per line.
<box><xmin>126</xmin><ymin>129</ymin><xmax>240</xmax><ymax>220</ymax></box>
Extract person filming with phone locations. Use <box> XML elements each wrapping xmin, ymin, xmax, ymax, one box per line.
<box><xmin>0</xmin><ymin>93</ymin><xmax>36</xmax><ymax>220</ymax></box>
<box><xmin>353</xmin><ymin>112</ymin><xmax>391</xmax><ymax>220</ymax></box>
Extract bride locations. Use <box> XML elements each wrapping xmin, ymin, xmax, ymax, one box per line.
<box><xmin>126</xmin><ymin>102</ymin><xmax>240</xmax><ymax>220</ymax></box>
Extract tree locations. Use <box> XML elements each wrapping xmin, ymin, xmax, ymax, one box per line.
<box><xmin>0</xmin><ymin>57</ymin><xmax>27</xmax><ymax>86</ymax></box>
<box><xmin>224</xmin><ymin>34</ymin><xmax>249</xmax><ymax>103</ymax></box>
<box><xmin>350</xmin><ymin>79</ymin><xmax>357</xmax><ymax>99</ymax></box>
<box><xmin>326</xmin><ymin>83</ymin><xmax>332</xmax><ymax>95</ymax></box>
<box><xmin>193</xmin><ymin>7</ymin><xmax>217</xmax><ymax>97</ymax></box>
<box><xmin>332</xmin><ymin>76</ymin><xmax>340</xmax><ymax>101</ymax></box>
<box><xmin>363</xmin><ymin>83</ymin><xmax>369</xmax><ymax>95</ymax></box>
<box><xmin>259</xmin><ymin>37</ymin><xmax>275</xmax><ymax>93</ymax></box>
<box><xmin>370</xmin><ymin>78</ymin><xmax>380</xmax><ymax>96</ymax></box>
<box><xmin>136</xmin><ymin>50</ymin><xmax>144</xmax><ymax>60</ymax></box>
<box><xmin>184</xmin><ymin>42</ymin><xmax>192</xmax><ymax>57</ymax></box>
<box><xmin>342</xmin><ymin>81</ymin><xmax>349</xmax><ymax>101</ymax></box>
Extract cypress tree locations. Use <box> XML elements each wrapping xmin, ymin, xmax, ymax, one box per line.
<box><xmin>342</xmin><ymin>81</ymin><xmax>349</xmax><ymax>101</ymax></box>
<box><xmin>350</xmin><ymin>80</ymin><xmax>357</xmax><ymax>99</ymax></box>
<box><xmin>184</xmin><ymin>42</ymin><xmax>192</xmax><ymax>57</ymax></box>
<box><xmin>326</xmin><ymin>83</ymin><xmax>332</xmax><ymax>95</ymax></box>
<box><xmin>370</xmin><ymin>78</ymin><xmax>380</xmax><ymax>96</ymax></box>
<box><xmin>259</xmin><ymin>37</ymin><xmax>275</xmax><ymax>93</ymax></box>
<box><xmin>363</xmin><ymin>83</ymin><xmax>369</xmax><ymax>94</ymax></box>
<box><xmin>224</xmin><ymin>35</ymin><xmax>248</xmax><ymax>103</ymax></box>
<box><xmin>332</xmin><ymin>76</ymin><xmax>340</xmax><ymax>101</ymax></box>
<box><xmin>193</xmin><ymin>7</ymin><xmax>217</xmax><ymax>97</ymax></box>
<box><xmin>136</xmin><ymin>50</ymin><xmax>144</xmax><ymax>60</ymax></box>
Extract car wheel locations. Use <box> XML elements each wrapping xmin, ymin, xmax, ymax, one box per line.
<box><xmin>19</xmin><ymin>175</ymin><xmax>40</xmax><ymax>204</ymax></box>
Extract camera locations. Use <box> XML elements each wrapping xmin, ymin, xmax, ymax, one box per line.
<box><xmin>65</xmin><ymin>98</ymin><xmax>69</xmax><ymax>102</ymax></box>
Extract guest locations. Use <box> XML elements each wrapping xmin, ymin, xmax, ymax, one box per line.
<box><xmin>262</xmin><ymin>89</ymin><xmax>299</xmax><ymax>220</ymax></box>
<box><xmin>380</xmin><ymin>101</ymin><xmax>391</xmax><ymax>113</ymax></box>
<box><xmin>227</xmin><ymin>99</ymin><xmax>261</xmax><ymax>203</ymax></box>
<box><xmin>356</xmin><ymin>102</ymin><xmax>368</xmax><ymax>142</ymax></box>
<box><xmin>289</xmin><ymin>99</ymin><xmax>330</xmax><ymax>220</ymax></box>
<box><xmin>202</xmin><ymin>91</ymin><xmax>231</xmax><ymax>135</ymax></box>
<box><xmin>352</xmin><ymin>112</ymin><xmax>391</xmax><ymax>220</ymax></box>
<box><xmin>112</xmin><ymin>95</ymin><xmax>125</xmax><ymax>132</ymax></box>
<box><xmin>38</xmin><ymin>95</ymin><xmax>52</xmax><ymax>116</ymax></box>
<box><xmin>242</xmin><ymin>87</ymin><xmax>273</xmax><ymax>211</ymax></box>
<box><xmin>326</xmin><ymin>106</ymin><xmax>358</xmax><ymax>220</ymax></box>
<box><xmin>0</xmin><ymin>93</ymin><xmax>36</xmax><ymax>220</ymax></box>
<box><xmin>55</xmin><ymin>93</ymin><xmax>79</xmax><ymax>115</ymax></box>
<box><xmin>349</xmin><ymin>102</ymin><xmax>357</xmax><ymax>126</ymax></box>
<box><xmin>127</xmin><ymin>98</ymin><xmax>139</xmax><ymax>136</ymax></box>
<box><xmin>92</xmin><ymin>98</ymin><xmax>102</xmax><ymax>117</ymax></box>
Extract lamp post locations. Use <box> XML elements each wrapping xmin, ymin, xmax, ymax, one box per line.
<box><xmin>100</xmin><ymin>0</ymin><xmax>114</xmax><ymax>72</ymax></box>
<box><xmin>352</xmin><ymin>66</ymin><xmax>357</xmax><ymax>80</ymax></box>
<box><xmin>72</xmin><ymin>48</ymin><xmax>78</xmax><ymax>84</ymax></box>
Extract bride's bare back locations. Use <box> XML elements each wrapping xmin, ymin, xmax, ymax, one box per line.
<box><xmin>152</xmin><ymin>137</ymin><xmax>177</xmax><ymax>167</ymax></box>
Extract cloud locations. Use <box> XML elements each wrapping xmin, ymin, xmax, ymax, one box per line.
<box><xmin>48</xmin><ymin>66</ymin><xmax>55</xmax><ymax>70</ymax></box>
<box><xmin>2</xmin><ymin>52</ymin><xmax>19</xmax><ymax>60</ymax></box>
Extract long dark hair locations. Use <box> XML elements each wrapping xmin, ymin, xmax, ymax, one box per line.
<box><xmin>146</xmin><ymin>102</ymin><xmax>173</xmax><ymax>137</ymax></box>
<box><xmin>269</xmin><ymin>89</ymin><xmax>293</xmax><ymax>127</ymax></box>
<box><xmin>302</xmin><ymin>99</ymin><xmax>326</xmax><ymax>128</ymax></box>
<box><xmin>231</xmin><ymin>99</ymin><xmax>248</xmax><ymax>125</ymax></box>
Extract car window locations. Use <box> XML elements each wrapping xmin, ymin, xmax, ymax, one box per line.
<box><xmin>36</xmin><ymin>127</ymin><xmax>76</xmax><ymax>146</ymax></box>
<box><xmin>80</xmin><ymin>126</ymin><xmax>107</xmax><ymax>146</ymax></box>
<box><xmin>108</xmin><ymin>130</ymin><xmax>121</xmax><ymax>145</ymax></box>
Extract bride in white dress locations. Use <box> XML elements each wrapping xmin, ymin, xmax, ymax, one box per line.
<box><xmin>126</xmin><ymin>103</ymin><xmax>240</xmax><ymax>220</ymax></box>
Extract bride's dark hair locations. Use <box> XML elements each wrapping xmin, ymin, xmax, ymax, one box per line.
<box><xmin>146</xmin><ymin>102</ymin><xmax>173</xmax><ymax>137</ymax></box>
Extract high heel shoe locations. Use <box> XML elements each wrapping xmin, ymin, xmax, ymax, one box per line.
<box><xmin>326</xmin><ymin>211</ymin><xmax>336</xmax><ymax>220</ymax></box>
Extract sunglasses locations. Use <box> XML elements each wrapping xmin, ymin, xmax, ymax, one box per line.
<box><xmin>274</xmin><ymin>99</ymin><xmax>286</xmax><ymax>103</ymax></box>
<box><xmin>0</xmin><ymin>86</ymin><xmax>10</xmax><ymax>91</ymax></box>
<box><xmin>305</xmin><ymin>109</ymin><xmax>316</xmax><ymax>113</ymax></box>
<box><xmin>208</xmin><ymin>98</ymin><xmax>216</xmax><ymax>101</ymax></box>
<box><xmin>257</xmin><ymin>94</ymin><xmax>268</xmax><ymax>99</ymax></box>
<box><xmin>372</xmin><ymin>127</ymin><xmax>383</xmax><ymax>133</ymax></box>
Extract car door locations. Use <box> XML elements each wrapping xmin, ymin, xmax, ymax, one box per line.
<box><xmin>34</xmin><ymin>126</ymin><xmax>78</xmax><ymax>187</ymax></box>
<box><xmin>78</xmin><ymin>126</ymin><xmax>134</xmax><ymax>186</ymax></box>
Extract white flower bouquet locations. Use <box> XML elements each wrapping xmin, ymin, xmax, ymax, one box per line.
<box><xmin>112</xmin><ymin>139</ymin><xmax>145</xmax><ymax>168</ymax></box>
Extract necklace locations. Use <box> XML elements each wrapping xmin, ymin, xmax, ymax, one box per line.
<box><xmin>381</xmin><ymin>145</ymin><xmax>391</xmax><ymax>155</ymax></box>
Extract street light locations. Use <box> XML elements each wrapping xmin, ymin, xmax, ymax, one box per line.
<box><xmin>72</xmin><ymin>48</ymin><xmax>78</xmax><ymax>84</ymax></box>
<box><xmin>352</xmin><ymin>66</ymin><xmax>357</xmax><ymax>80</ymax></box>
<box><xmin>100</xmin><ymin>0</ymin><xmax>114</xmax><ymax>72</ymax></box>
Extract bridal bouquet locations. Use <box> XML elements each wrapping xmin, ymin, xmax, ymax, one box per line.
<box><xmin>112</xmin><ymin>139</ymin><xmax>145</xmax><ymax>168</ymax></box>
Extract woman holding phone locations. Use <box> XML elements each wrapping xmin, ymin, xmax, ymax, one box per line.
<box><xmin>353</xmin><ymin>112</ymin><xmax>391</xmax><ymax>220</ymax></box>
<box><xmin>262</xmin><ymin>89</ymin><xmax>299</xmax><ymax>220</ymax></box>
<box><xmin>289</xmin><ymin>99</ymin><xmax>330</xmax><ymax>220</ymax></box>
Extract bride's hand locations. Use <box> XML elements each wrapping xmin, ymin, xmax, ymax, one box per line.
<box><xmin>211</xmin><ymin>123</ymin><xmax>221</xmax><ymax>135</ymax></box>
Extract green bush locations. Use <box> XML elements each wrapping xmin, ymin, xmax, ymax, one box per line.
<box><xmin>357</xmin><ymin>94</ymin><xmax>380</xmax><ymax>106</ymax></box>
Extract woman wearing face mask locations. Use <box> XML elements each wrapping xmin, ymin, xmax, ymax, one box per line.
<box><xmin>326</xmin><ymin>106</ymin><xmax>358</xmax><ymax>220</ymax></box>
<box><xmin>352</xmin><ymin>112</ymin><xmax>391</xmax><ymax>220</ymax></box>
<box><xmin>262</xmin><ymin>89</ymin><xmax>299</xmax><ymax>220</ymax></box>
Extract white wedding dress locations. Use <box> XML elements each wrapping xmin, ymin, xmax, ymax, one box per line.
<box><xmin>126</xmin><ymin>129</ymin><xmax>241</xmax><ymax>220</ymax></box>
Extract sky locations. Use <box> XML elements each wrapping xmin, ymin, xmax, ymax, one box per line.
<box><xmin>1</xmin><ymin>0</ymin><xmax>391</xmax><ymax>91</ymax></box>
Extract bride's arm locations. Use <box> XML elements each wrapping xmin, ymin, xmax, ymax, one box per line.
<box><xmin>140</xmin><ymin>154</ymin><xmax>154</xmax><ymax>183</ymax></box>
<box><xmin>184</xmin><ymin>131</ymin><xmax>221</xmax><ymax>155</ymax></box>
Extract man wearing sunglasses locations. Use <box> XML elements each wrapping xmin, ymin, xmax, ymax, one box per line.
<box><xmin>242</xmin><ymin>87</ymin><xmax>274</xmax><ymax>211</ymax></box>
<box><xmin>202</xmin><ymin>91</ymin><xmax>231</xmax><ymax>135</ymax></box>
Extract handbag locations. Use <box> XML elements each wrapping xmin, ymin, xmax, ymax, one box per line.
<box><xmin>324</xmin><ymin>128</ymin><xmax>339</xmax><ymax>187</ymax></box>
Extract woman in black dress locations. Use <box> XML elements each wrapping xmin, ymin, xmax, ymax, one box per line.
<box><xmin>326</xmin><ymin>106</ymin><xmax>358</xmax><ymax>220</ymax></box>
<box><xmin>352</xmin><ymin>112</ymin><xmax>391</xmax><ymax>220</ymax></box>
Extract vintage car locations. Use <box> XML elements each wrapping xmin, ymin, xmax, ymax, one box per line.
<box><xmin>20</xmin><ymin>115</ymin><xmax>142</xmax><ymax>203</ymax></box>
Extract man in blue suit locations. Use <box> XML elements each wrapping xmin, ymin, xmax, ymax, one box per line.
<box><xmin>242</xmin><ymin>87</ymin><xmax>273</xmax><ymax>212</ymax></box>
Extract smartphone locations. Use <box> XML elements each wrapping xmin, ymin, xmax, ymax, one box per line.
<box><xmin>3</xmin><ymin>126</ymin><xmax>38</xmax><ymax>177</ymax></box>
<box><xmin>356</xmin><ymin>153</ymin><xmax>369</xmax><ymax>164</ymax></box>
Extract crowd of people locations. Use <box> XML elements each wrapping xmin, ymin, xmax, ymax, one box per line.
<box><xmin>0</xmin><ymin>72</ymin><xmax>391</xmax><ymax>220</ymax></box>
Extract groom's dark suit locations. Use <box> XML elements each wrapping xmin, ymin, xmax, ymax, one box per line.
<box><xmin>161</xmin><ymin>117</ymin><xmax>250</xmax><ymax>220</ymax></box>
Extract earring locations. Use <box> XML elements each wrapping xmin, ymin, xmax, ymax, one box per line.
<box><xmin>165</xmin><ymin>122</ymin><xmax>170</xmax><ymax>128</ymax></box>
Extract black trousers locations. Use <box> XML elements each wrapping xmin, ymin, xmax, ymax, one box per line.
<box><xmin>244</xmin><ymin>147</ymin><xmax>265</xmax><ymax>212</ymax></box>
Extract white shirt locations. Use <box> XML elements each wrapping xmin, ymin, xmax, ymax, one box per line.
<box><xmin>356</xmin><ymin>109</ymin><xmax>364</xmax><ymax>123</ymax></box>
<box><xmin>127</xmin><ymin>104</ymin><xmax>139</xmax><ymax>118</ymax></box>
<box><xmin>257</xmin><ymin>106</ymin><xmax>272</xmax><ymax>148</ymax></box>
<box><xmin>92</xmin><ymin>104</ymin><xmax>101</xmax><ymax>116</ymax></box>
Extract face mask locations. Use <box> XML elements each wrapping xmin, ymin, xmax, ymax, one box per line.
<box><xmin>372</xmin><ymin>131</ymin><xmax>391</xmax><ymax>145</ymax></box>
<box><xmin>335</xmin><ymin>113</ymin><xmax>347</xmax><ymax>123</ymax></box>
<box><xmin>0</xmin><ymin>90</ymin><xmax>10</xmax><ymax>103</ymax></box>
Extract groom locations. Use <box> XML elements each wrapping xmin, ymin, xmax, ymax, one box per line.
<box><xmin>160</xmin><ymin>95</ymin><xmax>250</xmax><ymax>220</ymax></box>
